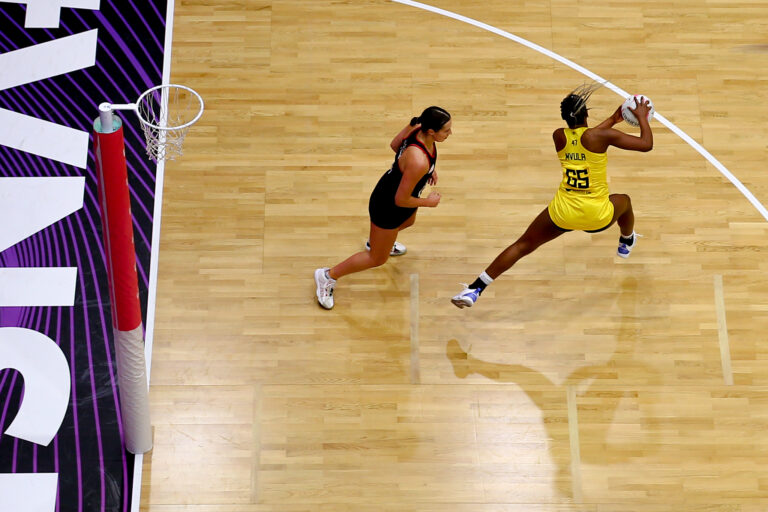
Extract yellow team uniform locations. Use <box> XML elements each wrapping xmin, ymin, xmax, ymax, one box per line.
<box><xmin>547</xmin><ymin>126</ymin><xmax>614</xmax><ymax>231</ymax></box>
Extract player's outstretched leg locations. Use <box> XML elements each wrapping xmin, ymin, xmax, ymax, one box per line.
<box><xmin>316</xmin><ymin>223</ymin><xmax>399</xmax><ymax>309</ymax></box>
<box><xmin>452</xmin><ymin>208</ymin><xmax>565</xmax><ymax>308</ymax></box>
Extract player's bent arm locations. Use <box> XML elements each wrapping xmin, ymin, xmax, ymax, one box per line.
<box><xmin>394</xmin><ymin>149</ymin><xmax>435</xmax><ymax>208</ymax></box>
<box><xmin>390</xmin><ymin>124</ymin><xmax>421</xmax><ymax>152</ymax></box>
<box><xmin>594</xmin><ymin>106</ymin><xmax>624</xmax><ymax>130</ymax></box>
<box><xmin>604</xmin><ymin>123</ymin><xmax>653</xmax><ymax>152</ymax></box>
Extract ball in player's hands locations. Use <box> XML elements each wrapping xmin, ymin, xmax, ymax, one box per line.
<box><xmin>621</xmin><ymin>95</ymin><xmax>654</xmax><ymax>127</ymax></box>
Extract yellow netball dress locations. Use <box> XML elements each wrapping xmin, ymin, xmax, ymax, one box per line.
<box><xmin>547</xmin><ymin>127</ymin><xmax>614</xmax><ymax>231</ymax></box>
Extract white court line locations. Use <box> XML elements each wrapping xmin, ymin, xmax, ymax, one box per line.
<box><xmin>132</xmin><ymin>0</ymin><xmax>179</xmax><ymax>509</ymax></box>
<box><xmin>391</xmin><ymin>0</ymin><xmax>768</xmax><ymax>223</ymax></box>
<box><xmin>713</xmin><ymin>275</ymin><xmax>734</xmax><ymax>386</ymax></box>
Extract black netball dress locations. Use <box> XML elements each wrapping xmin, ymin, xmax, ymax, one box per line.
<box><xmin>368</xmin><ymin>131</ymin><xmax>436</xmax><ymax>229</ymax></box>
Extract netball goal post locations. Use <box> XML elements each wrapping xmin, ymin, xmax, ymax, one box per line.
<box><xmin>92</xmin><ymin>84</ymin><xmax>204</xmax><ymax>454</ymax></box>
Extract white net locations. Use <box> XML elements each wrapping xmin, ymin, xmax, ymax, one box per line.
<box><xmin>136</xmin><ymin>84</ymin><xmax>204</xmax><ymax>162</ymax></box>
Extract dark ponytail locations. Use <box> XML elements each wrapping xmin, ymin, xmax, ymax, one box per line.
<box><xmin>414</xmin><ymin>106</ymin><xmax>451</xmax><ymax>132</ymax></box>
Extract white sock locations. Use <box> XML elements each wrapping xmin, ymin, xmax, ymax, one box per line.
<box><xmin>479</xmin><ymin>272</ymin><xmax>494</xmax><ymax>285</ymax></box>
<box><xmin>620</xmin><ymin>231</ymin><xmax>636</xmax><ymax>244</ymax></box>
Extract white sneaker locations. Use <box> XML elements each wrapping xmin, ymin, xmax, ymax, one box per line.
<box><xmin>365</xmin><ymin>239</ymin><xmax>407</xmax><ymax>256</ymax></box>
<box><xmin>451</xmin><ymin>284</ymin><xmax>482</xmax><ymax>309</ymax></box>
<box><xmin>617</xmin><ymin>232</ymin><xmax>642</xmax><ymax>258</ymax></box>
<box><xmin>314</xmin><ymin>268</ymin><xmax>336</xmax><ymax>309</ymax></box>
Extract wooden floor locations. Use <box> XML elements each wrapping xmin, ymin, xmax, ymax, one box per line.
<box><xmin>141</xmin><ymin>1</ymin><xmax>768</xmax><ymax>510</ymax></box>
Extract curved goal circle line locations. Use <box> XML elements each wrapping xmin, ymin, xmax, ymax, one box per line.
<box><xmin>391</xmin><ymin>0</ymin><xmax>768</xmax><ymax>222</ymax></box>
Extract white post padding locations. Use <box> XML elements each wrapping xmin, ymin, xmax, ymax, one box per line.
<box><xmin>114</xmin><ymin>325</ymin><xmax>153</xmax><ymax>454</ymax></box>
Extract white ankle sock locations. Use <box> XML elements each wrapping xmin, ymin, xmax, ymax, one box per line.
<box><xmin>620</xmin><ymin>231</ymin><xmax>635</xmax><ymax>244</ymax></box>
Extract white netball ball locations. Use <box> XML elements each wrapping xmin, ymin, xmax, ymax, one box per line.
<box><xmin>621</xmin><ymin>95</ymin><xmax>654</xmax><ymax>127</ymax></box>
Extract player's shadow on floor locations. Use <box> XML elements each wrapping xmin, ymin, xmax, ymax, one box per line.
<box><xmin>445</xmin><ymin>277</ymin><xmax>662</xmax><ymax>498</ymax></box>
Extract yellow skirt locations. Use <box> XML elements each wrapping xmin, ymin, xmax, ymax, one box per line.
<box><xmin>547</xmin><ymin>190</ymin><xmax>614</xmax><ymax>231</ymax></box>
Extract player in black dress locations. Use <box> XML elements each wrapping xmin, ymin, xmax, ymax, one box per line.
<box><xmin>314</xmin><ymin>106</ymin><xmax>452</xmax><ymax>309</ymax></box>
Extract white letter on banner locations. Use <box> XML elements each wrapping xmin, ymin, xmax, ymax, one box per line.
<box><xmin>0</xmin><ymin>0</ymin><xmax>100</xmax><ymax>28</ymax></box>
<box><xmin>0</xmin><ymin>30</ymin><xmax>98</xmax><ymax>91</ymax></box>
<box><xmin>0</xmin><ymin>176</ymin><xmax>85</xmax><ymax>253</ymax></box>
<box><xmin>0</xmin><ymin>473</ymin><xmax>58</xmax><ymax>512</ymax></box>
<box><xmin>0</xmin><ymin>268</ymin><xmax>77</xmax><ymax>306</ymax></box>
<box><xmin>0</xmin><ymin>29</ymin><xmax>97</xmax><ymax>168</ymax></box>
<box><xmin>0</xmin><ymin>328</ymin><xmax>71</xmax><ymax>446</ymax></box>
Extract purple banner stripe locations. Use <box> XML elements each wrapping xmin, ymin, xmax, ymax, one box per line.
<box><xmin>127</xmin><ymin>0</ymin><xmax>165</xmax><ymax>53</ymax></box>
<box><xmin>96</xmin><ymin>8</ymin><xmax>162</xmax><ymax>78</ymax></box>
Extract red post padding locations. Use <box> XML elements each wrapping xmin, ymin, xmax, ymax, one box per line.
<box><xmin>93</xmin><ymin>125</ymin><xmax>143</xmax><ymax>332</ymax></box>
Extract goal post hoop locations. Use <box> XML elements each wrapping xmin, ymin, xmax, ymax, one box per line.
<box><xmin>98</xmin><ymin>84</ymin><xmax>204</xmax><ymax>162</ymax></box>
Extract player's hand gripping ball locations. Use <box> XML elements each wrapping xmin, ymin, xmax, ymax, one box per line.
<box><xmin>621</xmin><ymin>95</ymin><xmax>654</xmax><ymax>127</ymax></box>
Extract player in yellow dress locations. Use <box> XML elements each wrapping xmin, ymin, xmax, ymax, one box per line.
<box><xmin>452</xmin><ymin>84</ymin><xmax>653</xmax><ymax>308</ymax></box>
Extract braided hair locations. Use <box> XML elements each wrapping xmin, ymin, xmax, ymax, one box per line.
<box><xmin>560</xmin><ymin>82</ymin><xmax>604</xmax><ymax>128</ymax></box>
<box><xmin>410</xmin><ymin>106</ymin><xmax>451</xmax><ymax>133</ymax></box>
